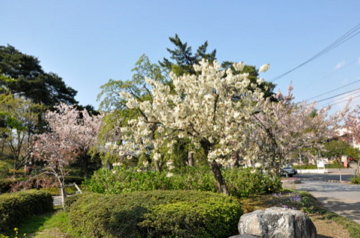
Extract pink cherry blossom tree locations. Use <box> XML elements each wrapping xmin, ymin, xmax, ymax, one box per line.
<box><xmin>31</xmin><ymin>103</ymin><xmax>102</xmax><ymax>207</ymax></box>
<box><xmin>344</xmin><ymin>105</ymin><xmax>360</xmax><ymax>147</ymax></box>
<box><xmin>343</xmin><ymin>105</ymin><xmax>360</xmax><ymax>172</ymax></box>
<box><xmin>244</xmin><ymin>87</ymin><xmax>345</xmax><ymax>171</ymax></box>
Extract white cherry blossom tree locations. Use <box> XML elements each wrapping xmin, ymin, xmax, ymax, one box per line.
<box><xmin>115</xmin><ymin>59</ymin><xmax>345</xmax><ymax>195</ymax></box>
<box><xmin>117</xmin><ymin>60</ymin><xmax>271</xmax><ymax>195</ymax></box>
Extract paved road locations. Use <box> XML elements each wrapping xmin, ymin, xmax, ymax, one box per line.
<box><xmin>296</xmin><ymin>168</ymin><xmax>356</xmax><ymax>182</ymax></box>
<box><xmin>294</xmin><ymin>181</ymin><xmax>360</xmax><ymax>224</ymax></box>
<box><xmin>286</xmin><ymin>169</ymin><xmax>360</xmax><ymax>224</ymax></box>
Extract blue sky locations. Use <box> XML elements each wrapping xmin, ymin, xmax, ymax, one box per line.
<box><xmin>1</xmin><ymin>1</ymin><xmax>359</xmax><ymax>112</ymax></box>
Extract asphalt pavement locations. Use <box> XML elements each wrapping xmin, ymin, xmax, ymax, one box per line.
<box><xmin>285</xmin><ymin>167</ymin><xmax>360</xmax><ymax>224</ymax></box>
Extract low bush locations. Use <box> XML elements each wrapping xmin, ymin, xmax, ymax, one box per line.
<box><xmin>0</xmin><ymin>161</ymin><xmax>11</xmax><ymax>178</ymax></box>
<box><xmin>42</xmin><ymin>185</ymin><xmax>81</xmax><ymax>196</ymax></box>
<box><xmin>351</xmin><ymin>174</ymin><xmax>360</xmax><ymax>184</ymax></box>
<box><xmin>294</xmin><ymin>164</ymin><xmax>345</xmax><ymax>169</ymax></box>
<box><xmin>85</xmin><ymin>166</ymin><xmax>281</xmax><ymax>197</ymax></box>
<box><xmin>64</xmin><ymin>176</ymin><xmax>85</xmax><ymax>184</ymax></box>
<box><xmin>0</xmin><ymin>177</ymin><xmax>28</xmax><ymax>193</ymax></box>
<box><xmin>224</xmin><ymin>168</ymin><xmax>281</xmax><ymax>197</ymax></box>
<box><xmin>64</xmin><ymin>193</ymin><xmax>81</xmax><ymax>211</ymax></box>
<box><xmin>0</xmin><ymin>179</ymin><xmax>12</xmax><ymax>193</ymax></box>
<box><xmin>0</xmin><ymin>190</ymin><xmax>53</xmax><ymax>232</ymax></box>
<box><xmin>68</xmin><ymin>190</ymin><xmax>242</xmax><ymax>238</ymax></box>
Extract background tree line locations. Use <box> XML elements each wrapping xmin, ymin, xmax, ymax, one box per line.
<box><xmin>0</xmin><ymin>35</ymin><xmax>359</xmax><ymax>197</ymax></box>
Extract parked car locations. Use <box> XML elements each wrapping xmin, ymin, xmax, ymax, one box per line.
<box><xmin>280</xmin><ymin>166</ymin><xmax>297</xmax><ymax>177</ymax></box>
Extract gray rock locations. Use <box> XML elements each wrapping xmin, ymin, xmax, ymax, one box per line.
<box><xmin>229</xmin><ymin>235</ymin><xmax>260</xmax><ymax>238</ymax></box>
<box><xmin>238</xmin><ymin>207</ymin><xmax>317</xmax><ymax>238</ymax></box>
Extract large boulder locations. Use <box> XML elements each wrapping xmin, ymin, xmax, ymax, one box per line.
<box><xmin>229</xmin><ymin>235</ymin><xmax>260</xmax><ymax>238</ymax></box>
<box><xmin>237</xmin><ymin>207</ymin><xmax>316</xmax><ymax>238</ymax></box>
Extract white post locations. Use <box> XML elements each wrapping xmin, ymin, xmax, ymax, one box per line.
<box><xmin>73</xmin><ymin>182</ymin><xmax>82</xmax><ymax>194</ymax></box>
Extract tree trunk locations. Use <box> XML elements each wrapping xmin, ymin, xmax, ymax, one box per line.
<box><xmin>81</xmin><ymin>154</ymin><xmax>90</xmax><ymax>178</ymax></box>
<box><xmin>106</xmin><ymin>161</ymin><xmax>113</xmax><ymax>171</ymax></box>
<box><xmin>210</xmin><ymin>160</ymin><xmax>230</xmax><ymax>195</ymax></box>
<box><xmin>154</xmin><ymin>160</ymin><xmax>161</xmax><ymax>172</ymax></box>
<box><xmin>187</xmin><ymin>151</ymin><xmax>194</xmax><ymax>167</ymax></box>
<box><xmin>59</xmin><ymin>184</ymin><xmax>67</xmax><ymax>210</ymax></box>
<box><xmin>55</xmin><ymin>174</ymin><xmax>67</xmax><ymax>210</ymax></box>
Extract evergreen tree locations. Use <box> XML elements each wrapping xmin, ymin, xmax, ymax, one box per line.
<box><xmin>159</xmin><ymin>34</ymin><xmax>216</xmax><ymax>76</ymax></box>
<box><xmin>0</xmin><ymin>45</ymin><xmax>78</xmax><ymax>107</ymax></box>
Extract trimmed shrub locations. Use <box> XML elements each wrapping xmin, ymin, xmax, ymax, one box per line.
<box><xmin>84</xmin><ymin>166</ymin><xmax>281</xmax><ymax>197</ymax></box>
<box><xmin>351</xmin><ymin>174</ymin><xmax>360</xmax><ymax>184</ymax></box>
<box><xmin>64</xmin><ymin>193</ymin><xmax>81</xmax><ymax>211</ymax></box>
<box><xmin>64</xmin><ymin>176</ymin><xmax>85</xmax><ymax>184</ymax></box>
<box><xmin>0</xmin><ymin>179</ymin><xmax>12</xmax><ymax>193</ymax></box>
<box><xmin>0</xmin><ymin>161</ymin><xmax>11</xmax><ymax>179</ymax></box>
<box><xmin>293</xmin><ymin>164</ymin><xmax>344</xmax><ymax>169</ymax></box>
<box><xmin>68</xmin><ymin>190</ymin><xmax>242</xmax><ymax>238</ymax></box>
<box><xmin>0</xmin><ymin>190</ymin><xmax>53</xmax><ymax>232</ymax></box>
<box><xmin>224</xmin><ymin>168</ymin><xmax>282</xmax><ymax>197</ymax></box>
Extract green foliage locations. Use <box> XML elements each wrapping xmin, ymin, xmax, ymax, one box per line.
<box><xmin>293</xmin><ymin>163</ymin><xmax>344</xmax><ymax>169</ymax></box>
<box><xmin>159</xmin><ymin>34</ymin><xmax>216</xmax><ymax>76</ymax></box>
<box><xmin>0</xmin><ymin>45</ymin><xmax>78</xmax><ymax>107</ymax></box>
<box><xmin>0</xmin><ymin>179</ymin><xmax>13</xmax><ymax>193</ymax></box>
<box><xmin>224</xmin><ymin>168</ymin><xmax>282</xmax><ymax>197</ymax></box>
<box><xmin>323</xmin><ymin>139</ymin><xmax>354</xmax><ymax>159</ymax></box>
<box><xmin>0</xmin><ymin>93</ymin><xmax>47</xmax><ymax>169</ymax></box>
<box><xmin>84</xmin><ymin>166</ymin><xmax>174</xmax><ymax>194</ymax></box>
<box><xmin>296</xmin><ymin>191</ymin><xmax>360</xmax><ymax>238</ymax></box>
<box><xmin>84</xmin><ymin>166</ymin><xmax>281</xmax><ymax>197</ymax></box>
<box><xmin>0</xmin><ymin>190</ymin><xmax>53</xmax><ymax>233</ymax></box>
<box><xmin>68</xmin><ymin>190</ymin><xmax>242</xmax><ymax>238</ymax></box>
<box><xmin>0</xmin><ymin>227</ymin><xmax>26</xmax><ymax>238</ymax></box>
<box><xmin>0</xmin><ymin>177</ymin><xmax>28</xmax><ymax>193</ymax></box>
<box><xmin>0</xmin><ymin>161</ymin><xmax>11</xmax><ymax>178</ymax></box>
<box><xmin>97</xmin><ymin>54</ymin><xmax>165</xmax><ymax>112</ymax></box>
<box><xmin>0</xmin><ymin>209</ymin><xmax>77</xmax><ymax>238</ymax></box>
<box><xmin>139</xmin><ymin>198</ymin><xmax>240</xmax><ymax>238</ymax></box>
<box><xmin>41</xmin><ymin>185</ymin><xmax>81</xmax><ymax>196</ymax></box>
<box><xmin>351</xmin><ymin>174</ymin><xmax>360</xmax><ymax>184</ymax></box>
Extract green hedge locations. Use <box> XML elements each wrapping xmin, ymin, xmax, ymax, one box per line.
<box><xmin>351</xmin><ymin>174</ymin><xmax>360</xmax><ymax>184</ymax></box>
<box><xmin>0</xmin><ymin>190</ymin><xmax>53</xmax><ymax>232</ymax></box>
<box><xmin>0</xmin><ymin>179</ymin><xmax>12</xmax><ymax>193</ymax></box>
<box><xmin>293</xmin><ymin>164</ymin><xmax>345</xmax><ymax>169</ymax></box>
<box><xmin>84</xmin><ymin>166</ymin><xmax>281</xmax><ymax>197</ymax></box>
<box><xmin>68</xmin><ymin>190</ymin><xmax>242</xmax><ymax>238</ymax></box>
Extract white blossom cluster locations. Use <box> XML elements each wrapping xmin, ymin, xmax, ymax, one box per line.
<box><xmin>117</xmin><ymin>59</ymin><xmax>272</xmax><ymax>167</ymax></box>
<box><xmin>114</xmin><ymin>59</ymin><xmax>343</xmax><ymax>173</ymax></box>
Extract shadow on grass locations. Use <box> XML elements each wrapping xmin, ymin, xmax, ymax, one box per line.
<box><xmin>5</xmin><ymin>210</ymin><xmax>58</xmax><ymax>237</ymax></box>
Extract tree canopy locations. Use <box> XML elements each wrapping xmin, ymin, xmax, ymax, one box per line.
<box><xmin>159</xmin><ymin>34</ymin><xmax>217</xmax><ymax>76</ymax></box>
<box><xmin>113</xmin><ymin>59</ymin><xmax>344</xmax><ymax>195</ymax></box>
<box><xmin>0</xmin><ymin>45</ymin><xmax>78</xmax><ymax>107</ymax></box>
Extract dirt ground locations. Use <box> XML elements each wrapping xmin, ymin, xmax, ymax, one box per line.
<box><xmin>310</xmin><ymin>215</ymin><xmax>350</xmax><ymax>238</ymax></box>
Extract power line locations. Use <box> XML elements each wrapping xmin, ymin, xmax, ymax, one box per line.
<box><xmin>305</xmin><ymin>79</ymin><xmax>360</xmax><ymax>101</ymax></box>
<box><xmin>295</xmin><ymin>58</ymin><xmax>359</xmax><ymax>93</ymax></box>
<box><xmin>319</xmin><ymin>94</ymin><xmax>360</xmax><ymax>108</ymax></box>
<box><xmin>316</xmin><ymin>88</ymin><xmax>360</xmax><ymax>109</ymax></box>
<box><xmin>316</xmin><ymin>87</ymin><xmax>360</xmax><ymax>103</ymax></box>
<box><xmin>271</xmin><ymin>23</ymin><xmax>360</xmax><ymax>82</ymax></box>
